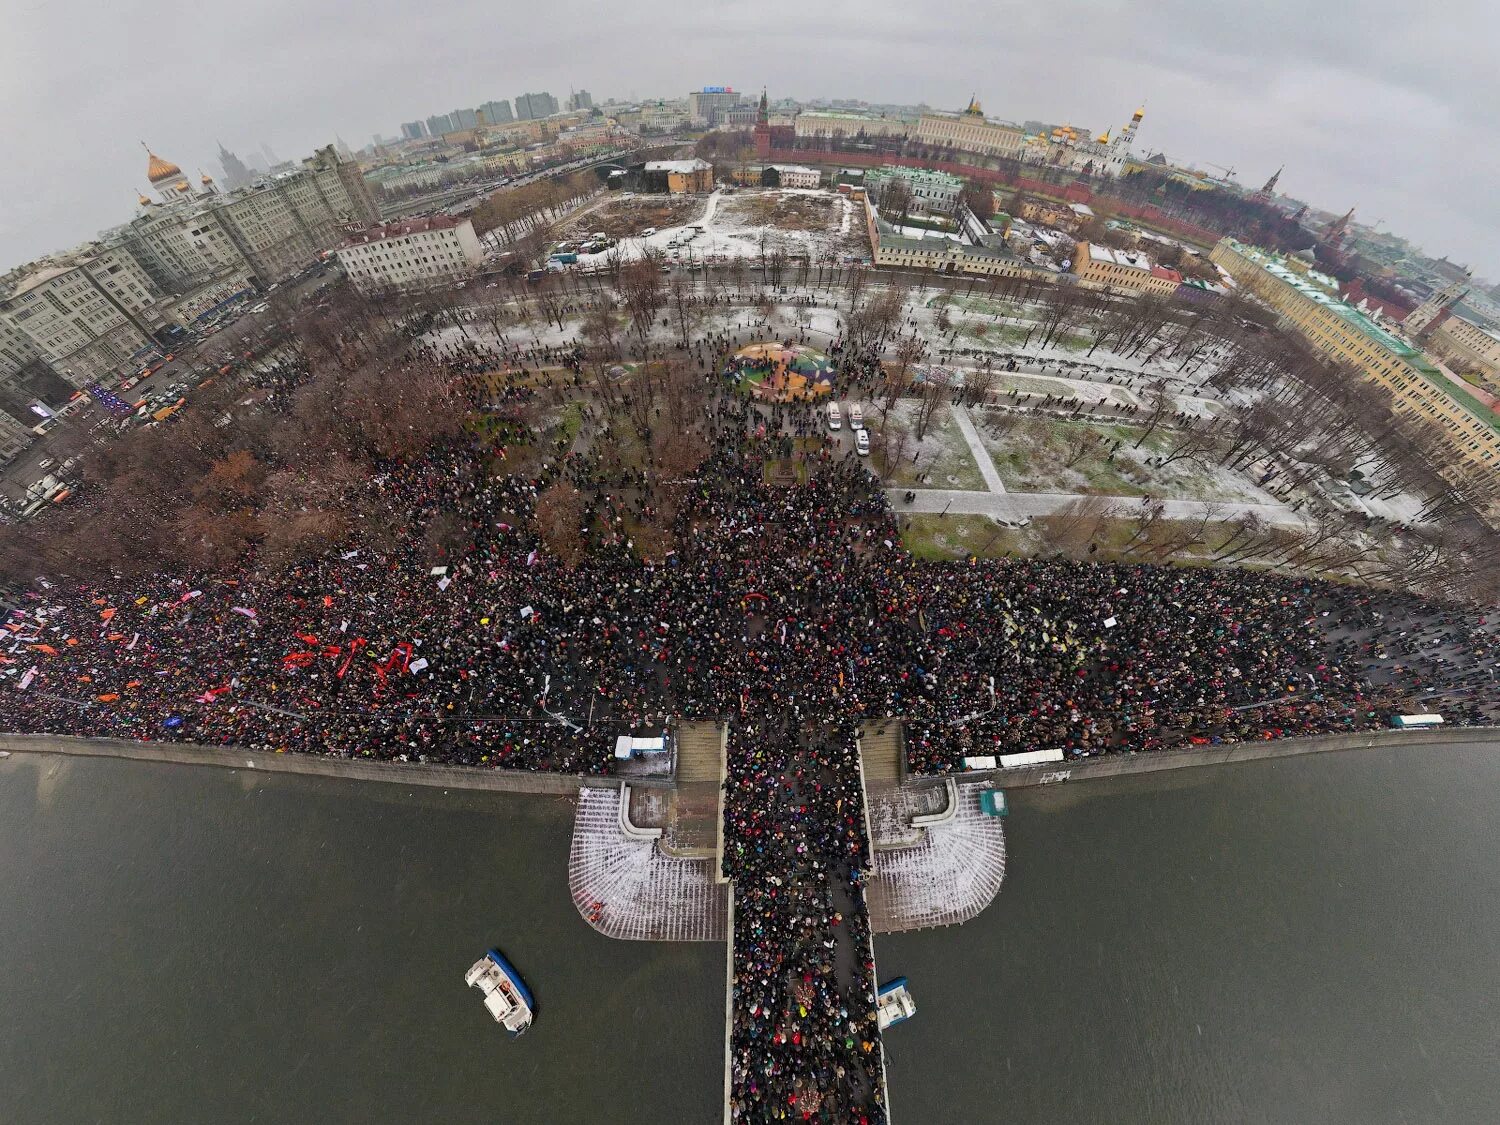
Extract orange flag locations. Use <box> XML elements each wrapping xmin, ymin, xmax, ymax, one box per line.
<box><xmin>100</xmin><ymin>608</ymin><xmax>117</xmax><ymax>621</ymax></box>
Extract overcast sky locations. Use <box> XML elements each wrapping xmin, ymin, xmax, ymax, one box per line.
<box><xmin>3</xmin><ymin>0</ymin><xmax>1495</xmax><ymax>277</ymax></box>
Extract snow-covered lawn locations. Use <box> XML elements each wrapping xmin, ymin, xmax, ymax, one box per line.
<box><xmin>883</xmin><ymin>402</ymin><xmax>988</xmax><ymax>491</ymax></box>
<box><xmin>973</xmin><ymin>411</ymin><xmax>1280</xmax><ymax>504</ymax></box>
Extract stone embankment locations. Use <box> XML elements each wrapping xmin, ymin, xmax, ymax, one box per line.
<box><xmin>984</xmin><ymin>726</ymin><xmax>1500</xmax><ymax>789</ymax></box>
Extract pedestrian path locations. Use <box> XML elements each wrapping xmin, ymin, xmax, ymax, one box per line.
<box><xmin>889</xmin><ymin>487</ymin><xmax>1307</xmax><ymax>528</ymax></box>
<box><xmin>951</xmin><ymin>404</ymin><xmax>1007</xmax><ymax>495</ymax></box>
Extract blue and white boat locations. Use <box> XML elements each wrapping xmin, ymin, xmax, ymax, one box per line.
<box><xmin>465</xmin><ymin>949</ymin><xmax>535</xmax><ymax>1036</ymax></box>
<box><xmin>876</xmin><ymin>977</ymin><xmax>916</xmax><ymax>1030</ymax></box>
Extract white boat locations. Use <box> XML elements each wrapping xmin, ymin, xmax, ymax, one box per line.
<box><xmin>876</xmin><ymin>977</ymin><xmax>916</xmax><ymax>1030</ymax></box>
<box><xmin>465</xmin><ymin>949</ymin><xmax>535</xmax><ymax>1036</ymax></box>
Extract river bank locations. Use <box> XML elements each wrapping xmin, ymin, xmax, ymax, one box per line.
<box><xmin>3</xmin><ymin>726</ymin><xmax>1495</xmax><ymax>795</ymax></box>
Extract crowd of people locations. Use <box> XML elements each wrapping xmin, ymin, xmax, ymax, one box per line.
<box><xmin>724</xmin><ymin>721</ymin><xmax>884</xmax><ymax>1122</ymax></box>
<box><xmin>5</xmin><ymin>316</ymin><xmax>1496</xmax><ymax>1121</ymax></box>
<box><xmin>4</xmin><ymin>355</ymin><xmax>1494</xmax><ymax>774</ymax></box>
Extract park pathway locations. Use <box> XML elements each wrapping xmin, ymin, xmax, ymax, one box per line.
<box><xmin>889</xmin><ymin>487</ymin><xmax>1308</xmax><ymax>528</ymax></box>
<box><xmin>950</xmin><ymin>404</ymin><xmax>1007</xmax><ymax>496</ymax></box>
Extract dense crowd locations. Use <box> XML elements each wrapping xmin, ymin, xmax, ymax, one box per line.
<box><xmin>725</xmin><ymin>722</ymin><xmax>884</xmax><ymax>1123</ymax></box>
<box><xmin>6</xmin><ymin>329</ymin><xmax>1496</xmax><ymax>1122</ymax></box>
<box><xmin>4</xmin><ymin>378</ymin><xmax>1495</xmax><ymax>772</ymax></box>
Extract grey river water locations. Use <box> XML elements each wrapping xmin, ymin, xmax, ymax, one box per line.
<box><xmin>3</xmin><ymin>743</ymin><xmax>1499</xmax><ymax>1123</ymax></box>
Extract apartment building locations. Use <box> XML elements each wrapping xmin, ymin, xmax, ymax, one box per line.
<box><xmin>336</xmin><ymin>216</ymin><xmax>484</xmax><ymax>293</ymax></box>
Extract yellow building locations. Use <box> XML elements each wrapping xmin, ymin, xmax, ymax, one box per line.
<box><xmin>914</xmin><ymin>99</ymin><xmax>1023</xmax><ymax>160</ymax></box>
<box><xmin>646</xmin><ymin>158</ymin><xmax>714</xmax><ymax>193</ymax></box>
<box><xmin>1211</xmin><ymin>238</ymin><xmax>1500</xmax><ymax>471</ymax></box>
<box><xmin>1429</xmin><ymin>315</ymin><xmax>1500</xmax><ymax>384</ymax></box>
<box><xmin>1072</xmin><ymin>242</ymin><xmax>1182</xmax><ymax>296</ymax></box>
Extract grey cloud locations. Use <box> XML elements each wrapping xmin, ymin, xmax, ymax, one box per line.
<box><xmin>1</xmin><ymin>0</ymin><xmax>1495</xmax><ymax>274</ymax></box>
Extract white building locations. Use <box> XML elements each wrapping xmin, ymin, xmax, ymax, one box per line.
<box><xmin>769</xmin><ymin>165</ymin><xmax>820</xmax><ymax>189</ymax></box>
<box><xmin>336</xmin><ymin>216</ymin><xmax>484</xmax><ymax>293</ymax></box>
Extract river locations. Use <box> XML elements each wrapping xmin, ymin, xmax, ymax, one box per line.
<box><xmin>4</xmin><ymin>744</ymin><xmax>1498</xmax><ymax>1123</ymax></box>
<box><xmin>0</xmin><ymin>754</ymin><xmax>723</xmax><ymax>1124</ymax></box>
<box><xmin>877</xmin><ymin>743</ymin><xmax>1500</xmax><ymax>1124</ymax></box>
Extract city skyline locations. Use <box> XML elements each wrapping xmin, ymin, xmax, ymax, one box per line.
<box><xmin>3</xmin><ymin>0</ymin><xmax>1497</xmax><ymax>275</ymax></box>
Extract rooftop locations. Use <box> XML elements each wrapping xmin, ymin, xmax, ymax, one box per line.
<box><xmin>341</xmin><ymin>215</ymin><xmax>468</xmax><ymax>247</ymax></box>
<box><xmin>645</xmin><ymin>158</ymin><xmax>711</xmax><ymax>173</ymax></box>
<box><xmin>1087</xmin><ymin>244</ymin><xmax>1154</xmax><ymax>270</ymax></box>
<box><xmin>1227</xmin><ymin>239</ymin><xmax>1500</xmax><ymax>437</ymax></box>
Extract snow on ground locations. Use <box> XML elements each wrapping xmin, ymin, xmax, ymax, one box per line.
<box><xmin>565</xmin><ymin>188</ymin><xmax>863</xmax><ymax>270</ymax></box>
<box><xmin>867</xmin><ymin>782</ymin><xmax>1007</xmax><ymax>934</ymax></box>
<box><xmin>568</xmin><ymin>787</ymin><xmax>727</xmax><ymax>942</ymax></box>
<box><xmin>885</xmin><ymin>401</ymin><xmax>989</xmax><ymax>492</ymax></box>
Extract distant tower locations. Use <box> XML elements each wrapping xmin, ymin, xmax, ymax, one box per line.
<box><xmin>260</xmin><ymin>142</ymin><xmax>280</xmax><ymax>168</ymax></box>
<box><xmin>1111</xmin><ymin>106</ymin><xmax>1144</xmax><ymax>156</ymax></box>
<box><xmin>1324</xmin><ymin>205</ymin><xmax>1356</xmax><ymax>246</ymax></box>
<box><xmin>1404</xmin><ymin>273</ymin><xmax>1471</xmax><ymax>337</ymax></box>
<box><xmin>753</xmin><ymin>88</ymin><xmax>772</xmax><ymax>157</ymax></box>
<box><xmin>217</xmin><ymin>142</ymin><xmax>252</xmax><ymax>189</ymax></box>
<box><xmin>1253</xmin><ymin>166</ymin><xmax>1283</xmax><ymax>202</ymax></box>
<box><xmin>963</xmin><ymin>94</ymin><xmax>984</xmax><ymax>117</ymax></box>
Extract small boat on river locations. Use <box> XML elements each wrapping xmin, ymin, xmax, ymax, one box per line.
<box><xmin>876</xmin><ymin>977</ymin><xmax>916</xmax><ymax>1030</ymax></box>
<box><xmin>465</xmin><ymin>949</ymin><xmax>534</xmax><ymax>1036</ymax></box>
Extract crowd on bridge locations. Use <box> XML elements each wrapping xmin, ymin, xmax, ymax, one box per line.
<box><xmin>724</xmin><ymin>721</ymin><xmax>885</xmax><ymax>1122</ymax></box>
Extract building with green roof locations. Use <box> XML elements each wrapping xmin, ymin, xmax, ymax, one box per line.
<box><xmin>1211</xmin><ymin>238</ymin><xmax>1500</xmax><ymax>472</ymax></box>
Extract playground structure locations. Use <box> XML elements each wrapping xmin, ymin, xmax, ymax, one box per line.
<box><xmin>725</xmin><ymin>342</ymin><xmax>835</xmax><ymax>402</ymax></box>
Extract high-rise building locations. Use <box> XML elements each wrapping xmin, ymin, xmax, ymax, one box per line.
<box><xmin>217</xmin><ymin>143</ymin><xmax>254</xmax><ymax>190</ymax></box>
<box><xmin>689</xmin><ymin>88</ymin><xmax>741</xmax><ymax>127</ymax></box>
<box><xmin>400</xmin><ymin>121</ymin><xmax>427</xmax><ymax>141</ymax></box>
<box><xmin>426</xmin><ymin>113</ymin><xmax>454</xmax><ymax>137</ymax></box>
<box><xmin>452</xmin><ymin>108</ymin><xmax>479</xmax><ymax>131</ymax></box>
<box><xmin>567</xmin><ymin>90</ymin><xmax>593</xmax><ymax>112</ymax></box>
<box><xmin>0</xmin><ymin>142</ymin><xmax>383</xmax><ymax>388</ymax></box>
<box><xmin>478</xmin><ymin>100</ymin><xmax>513</xmax><ymax>125</ymax></box>
<box><xmin>514</xmin><ymin>92</ymin><xmax>559</xmax><ymax>120</ymax></box>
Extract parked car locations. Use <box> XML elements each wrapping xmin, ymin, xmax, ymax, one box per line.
<box><xmin>855</xmin><ymin>429</ymin><xmax>870</xmax><ymax>456</ymax></box>
<box><xmin>827</xmin><ymin>403</ymin><xmax>842</xmax><ymax>431</ymax></box>
<box><xmin>37</xmin><ymin>458</ymin><xmax>55</xmax><ymax>470</ymax></box>
<box><xmin>848</xmin><ymin>403</ymin><xmax>864</xmax><ymax>430</ymax></box>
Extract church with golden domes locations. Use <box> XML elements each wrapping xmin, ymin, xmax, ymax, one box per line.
<box><xmin>1021</xmin><ymin>106</ymin><xmax>1144</xmax><ymax>179</ymax></box>
<box><xmin>141</xmin><ymin>145</ymin><xmax>221</xmax><ymax>206</ymax></box>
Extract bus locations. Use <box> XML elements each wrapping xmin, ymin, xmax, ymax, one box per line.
<box><xmin>1391</xmin><ymin>714</ymin><xmax>1444</xmax><ymax>730</ymax></box>
<box><xmin>999</xmin><ymin>748</ymin><xmax>1067</xmax><ymax>768</ymax></box>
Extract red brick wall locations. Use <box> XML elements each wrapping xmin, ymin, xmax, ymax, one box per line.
<box><xmin>761</xmin><ymin>146</ymin><xmax>1222</xmax><ymax>246</ymax></box>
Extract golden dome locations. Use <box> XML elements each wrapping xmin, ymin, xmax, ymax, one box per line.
<box><xmin>1133</xmin><ymin>107</ymin><xmax>1145</xmax><ymax>120</ymax></box>
<box><xmin>200</xmin><ymin>171</ymin><xmax>214</xmax><ymax>184</ymax></box>
<box><xmin>137</xmin><ymin>193</ymin><xmax>152</xmax><ymax>207</ymax></box>
<box><xmin>174</xmin><ymin>180</ymin><xmax>191</xmax><ymax>193</ymax></box>
<box><xmin>144</xmin><ymin>146</ymin><xmax>183</xmax><ymax>184</ymax></box>
<box><xmin>1097</xmin><ymin>130</ymin><xmax>1111</xmax><ymax>144</ymax></box>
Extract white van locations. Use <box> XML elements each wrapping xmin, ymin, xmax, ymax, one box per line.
<box><xmin>827</xmin><ymin>402</ymin><xmax>842</xmax><ymax>431</ymax></box>
<box><xmin>855</xmin><ymin>428</ymin><xmax>870</xmax><ymax>456</ymax></box>
<box><xmin>848</xmin><ymin>403</ymin><xmax>864</xmax><ymax>430</ymax></box>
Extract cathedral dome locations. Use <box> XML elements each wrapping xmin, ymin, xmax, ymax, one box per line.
<box><xmin>145</xmin><ymin>147</ymin><xmax>183</xmax><ymax>184</ymax></box>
